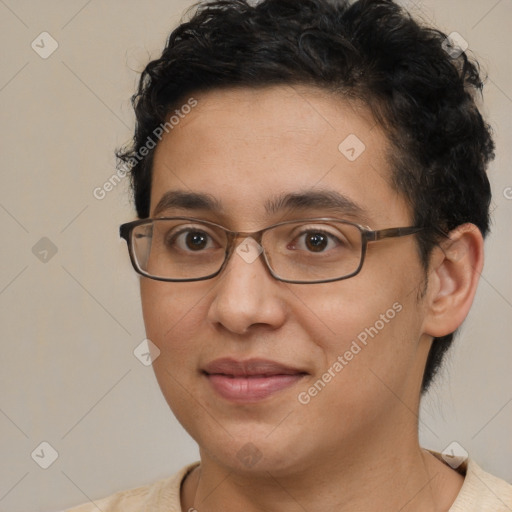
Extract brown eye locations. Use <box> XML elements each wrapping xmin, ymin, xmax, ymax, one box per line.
<box><xmin>184</xmin><ymin>231</ymin><xmax>209</xmax><ymax>251</ymax></box>
<box><xmin>165</xmin><ymin>228</ymin><xmax>216</xmax><ymax>252</ymax></box>
<box><xmin>289</xmin><ymin>228</ymin><xmax>344</xmax><ymax>254</ymax></box>
<box><xmin>304</xmin><ymin>232</ymin><xmax>329</xmax><ymax>252</ymax></box>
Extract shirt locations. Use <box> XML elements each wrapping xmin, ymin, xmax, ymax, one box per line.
<box><xmin>64</xmin><ymin>453</ymin><xmax>512</xmax><ymax>511</ymax></box>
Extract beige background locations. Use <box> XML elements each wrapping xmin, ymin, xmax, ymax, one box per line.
<box><xmin>0</xmin><ymin>1</ymin><xmax>510</xmax><ymax>511</ymax></box>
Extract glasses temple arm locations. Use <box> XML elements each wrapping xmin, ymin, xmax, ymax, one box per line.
<box><xmin>366</xmin><ymin>226</ymin><xmax>451</xmax><ymax>242</ymax></box>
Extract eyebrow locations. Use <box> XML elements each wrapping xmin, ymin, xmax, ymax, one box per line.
<box><xmin>152</xmin><ymin>189</ymin><xmax>369</xmax><ymax>222</ymax></box>
<box><xmin>265</xmin><ymin>189</ymin><xmax>368</xmax><ymax>221</ymax></box>
<box><xmin>153</xmin><ymin>190</ymin><xmax>223</xmax><ymax>217</ymax></box>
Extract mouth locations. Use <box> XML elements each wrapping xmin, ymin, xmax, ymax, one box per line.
<box><xmin>202</xmin><ymin>358</ymin><xmax>308</xmax><ymax>403</ymax></box>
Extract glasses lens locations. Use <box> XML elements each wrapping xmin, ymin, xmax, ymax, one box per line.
<box><xmin>131</xmin><ymin>219</ymin><xmax>228</xmax><ymax>280</ymax></box>
<box><xmin>263</xmin><ymin>220</ymin><xmax>363</xmax><ymax>282</ymax></box>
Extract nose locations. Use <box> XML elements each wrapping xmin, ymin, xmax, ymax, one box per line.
<box><xmin>206</xmin><ymin>237</ymin><xmax>287</xmax><ymax>335</ymax></box>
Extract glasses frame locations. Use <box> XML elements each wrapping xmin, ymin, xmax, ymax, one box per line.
<box><xmin>119</xmin><ymin>216</ymin><xmax>437</xmax><ymax>284</ymax></box>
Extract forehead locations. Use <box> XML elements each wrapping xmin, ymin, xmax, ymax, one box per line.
<box><xmin>150</xmin><ymin>85</ymin><xmax>410</xmax><ymax>228</ymax></box>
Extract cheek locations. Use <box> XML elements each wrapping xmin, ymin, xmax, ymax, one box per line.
<box><xmin>291</xmin><ymin>291</ymin><xmax>421</xmax><ymax>442</ymax></box>
<box><xmin>294</xmin><ymin>270</ymin><xmax>413</xmax><ymax>347</ymax></box>
<box><xmin>293</xmin><ymin>265</ymin><xmax>424</xmax><ymax>393</ymax></box>
<box><xmin>140</xmin><ymin>280</ymin><xmax>211</xmax><ymax>429</ymax></box>
<box><xmin>140</xmin><ymin>280</ymin><xmax>206</xmax><ymax>369</ymax></box>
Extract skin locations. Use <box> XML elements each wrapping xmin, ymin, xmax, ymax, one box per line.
<box><xmin>139</xmin><ymin>85</ymin><xmax>484</xmax><ymax>511</ymax></box>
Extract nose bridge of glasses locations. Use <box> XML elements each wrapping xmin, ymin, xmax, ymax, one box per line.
<box><xmin>224</xmin><ymin>228</ymin><xmax>265</xmax><ymax>252</ymax></box>
<box><xmin>211</xmin><ymin>230</ymin><xmax>277</xmax><ymax>287</ymax></box>
<box><xmin>224</xmin><ymin>228</ymin><xmax>267</xmax><ymax>264</ymax></box>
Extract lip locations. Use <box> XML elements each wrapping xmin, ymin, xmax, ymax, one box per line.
<box><xmin>202</xmin><ymin>358</ymin><xmax>308</xmax><ymax>403</ymax></box>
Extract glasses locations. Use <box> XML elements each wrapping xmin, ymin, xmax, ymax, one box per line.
<box><xmin>119</xmin><ymin>217</ymin><xmax>428</xmax><ymax>284</ymax></box>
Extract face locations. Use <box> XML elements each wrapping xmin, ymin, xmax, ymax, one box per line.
<box><xmin>141</xmin><ymin>85</ymin><xmax>432</xmax><ymax>476</ymax></box>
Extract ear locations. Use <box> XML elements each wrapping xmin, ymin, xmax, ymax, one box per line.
<box><xmin>422</xmin><ymin>223</ymin><xmax>485</xmax><ymax>338</ymax></box>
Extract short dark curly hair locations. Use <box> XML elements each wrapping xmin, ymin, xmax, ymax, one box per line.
<box><xmin>117</xmin><ymin>0</ymin><xmax>495</xmax><ymax>393</ymax></box>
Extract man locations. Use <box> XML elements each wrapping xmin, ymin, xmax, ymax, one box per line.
<box><xmin>68</xmin><ymin>0</ymin><xmax>511</xmax><ymax>510</ymax></box>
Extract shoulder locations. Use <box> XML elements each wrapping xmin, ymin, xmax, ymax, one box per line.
<box><xmin>450</xmin><ymin>457</ymin><xmax>512</xmax><ymax>511</ymax></box>
<box><xmin>63</xmin><ymin>462</ymin><xmax>200</xmax><ymax>512</ymax></box>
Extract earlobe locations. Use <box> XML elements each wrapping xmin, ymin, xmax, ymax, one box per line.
<box><xmin>423</xmin><ymin>224</ymin><xmax>485</xmax><ymax>338</ymax></box>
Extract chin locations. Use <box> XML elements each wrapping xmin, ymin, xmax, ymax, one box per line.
<box><xmin>189</xmin><ymin>421</ymin><xmax>318</xmax><ymax>477</ymax></box>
